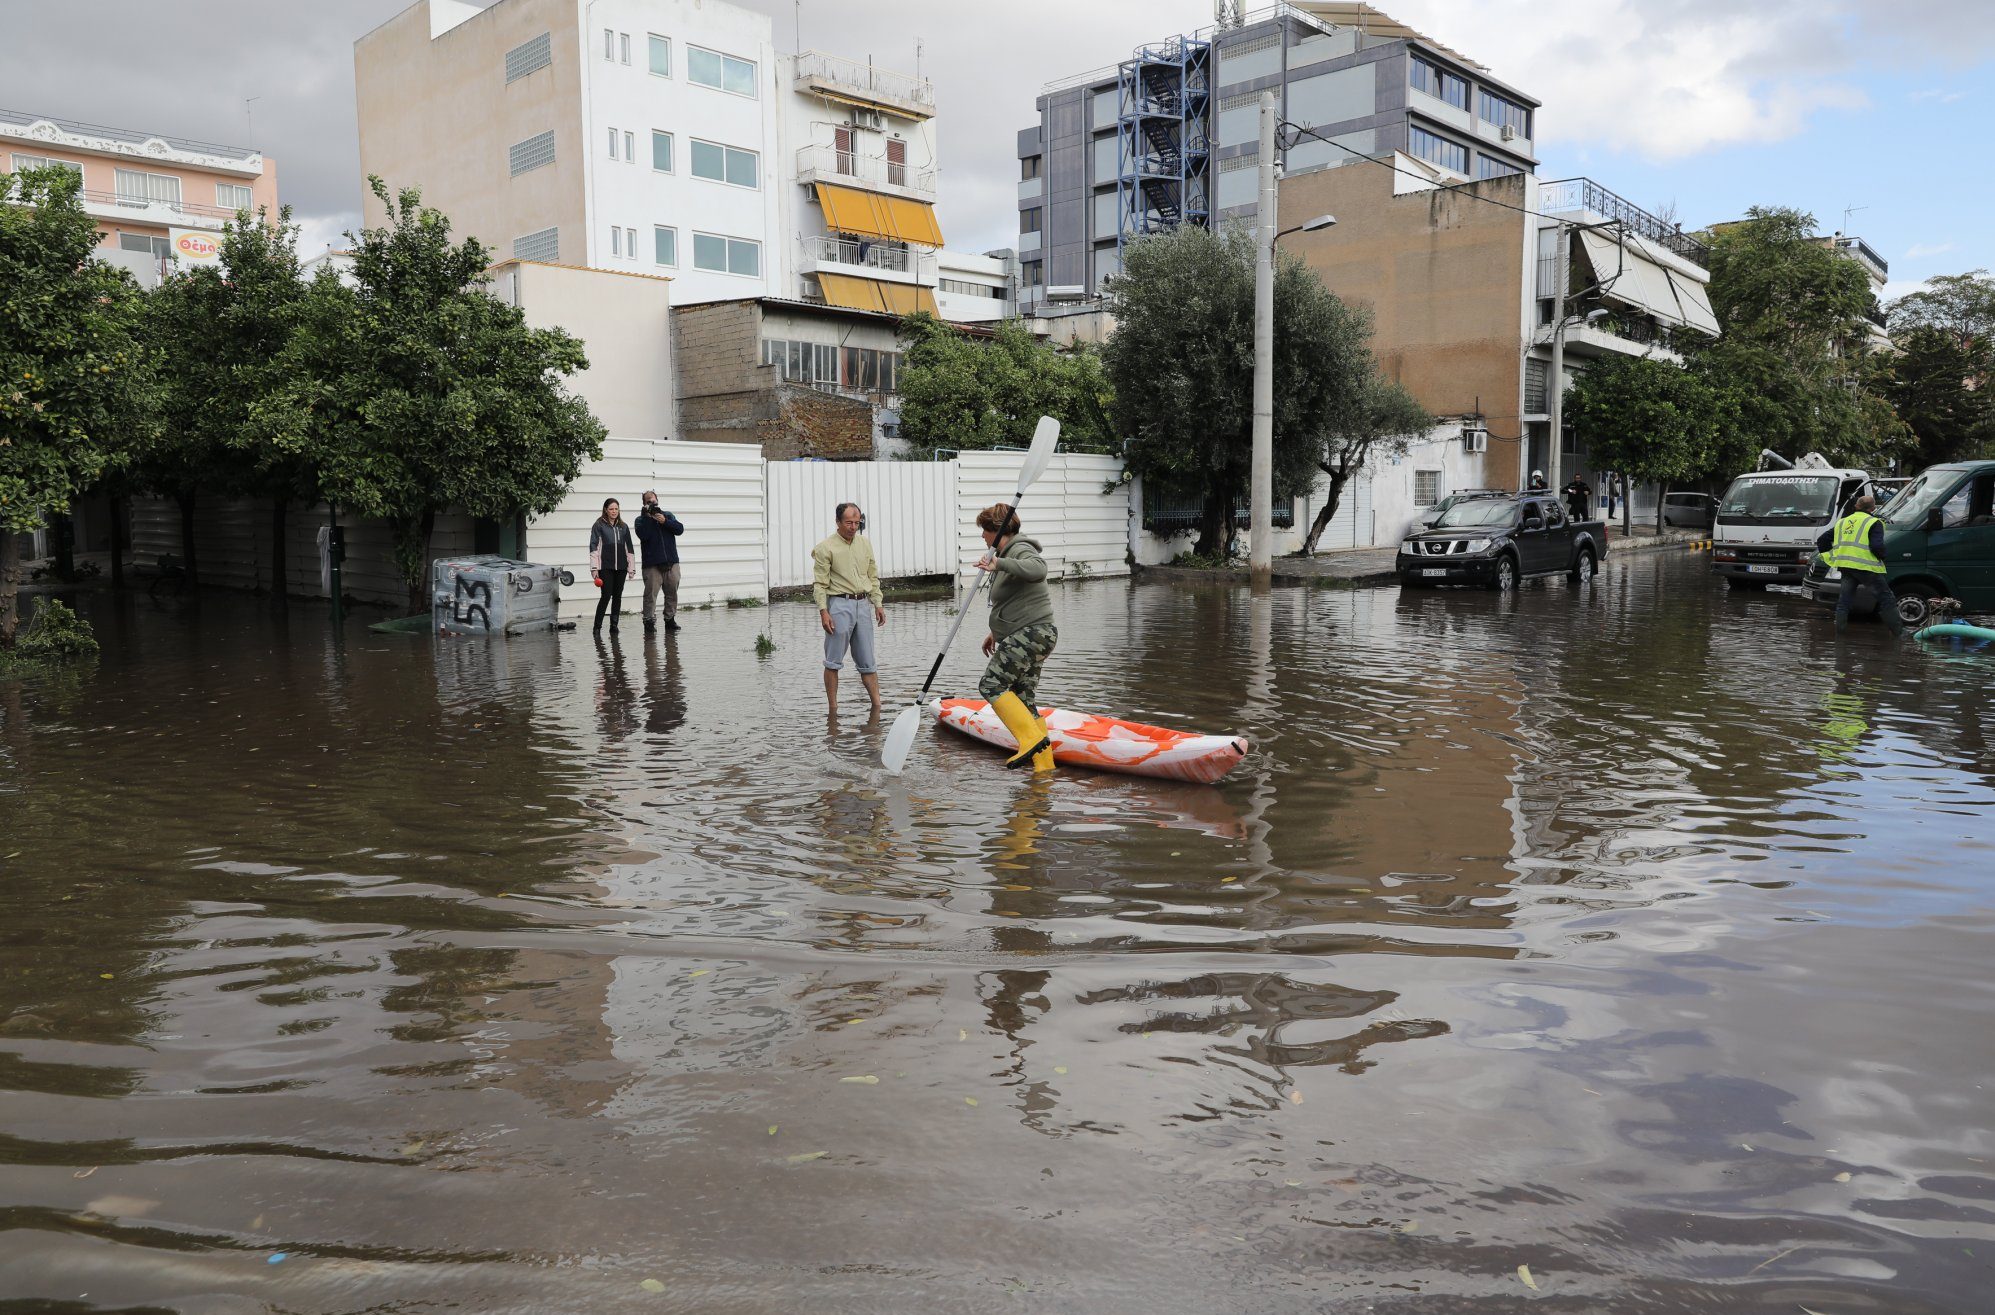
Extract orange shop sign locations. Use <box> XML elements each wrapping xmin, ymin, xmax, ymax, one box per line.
<box><xmin>170</xmin><ymin>227</ymin><xmax>223</xmax><ymax>264</ymax></box>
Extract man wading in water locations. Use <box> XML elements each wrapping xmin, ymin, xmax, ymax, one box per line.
<box><xmin>975</xmin><ymin>502</ymin><xmax>1057</xmax><ymax>772</ymax></box>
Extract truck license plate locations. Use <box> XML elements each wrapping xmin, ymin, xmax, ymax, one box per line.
<box><xmin>1747</xmin><ymin>565</ymin><xmax>1779</xmax><ymax>575</ymax></box>
<box><xmin>1421</xmin><ymin>569</ymin><xmax>1448</xmax><ymax>578</ymax></box>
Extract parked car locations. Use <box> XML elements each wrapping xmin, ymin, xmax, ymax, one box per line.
<box><xmin>1397</xmin><ymin>491</ymin><xmax>1609</xmax><ymax>591</ymax></box>
<box><xmin>1417</xmin><ymin>489</ymin><xmax>1510</xmax><ymax>531</ymax></box>
<box><xmin>1803</xmin><ymin>460</ymin><xmax>1995</xmax><ymax>625</ymax></box>
<box><xmin>1662</xmin><ymin>491</ymin><xmax>1718</xmax><ymax>529</ymax></box>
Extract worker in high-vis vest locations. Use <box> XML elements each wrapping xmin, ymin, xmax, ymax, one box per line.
<box><xmin>1815</xmin><ymin>495</ymin><xmax>1905</xmax><ymax>637</ymax></box>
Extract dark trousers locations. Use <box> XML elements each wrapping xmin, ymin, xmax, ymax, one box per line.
<box><xmin>1835</xmin><ymin>572</ymin><xmax>1902</xmax><ymax>636</ymax></box>
<box><xmin>594</xmin><ymin>570</ymin><xmax>626</xmax><ymax>630</ymax></box>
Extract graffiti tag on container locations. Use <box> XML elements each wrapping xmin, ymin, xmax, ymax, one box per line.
<box><xmin>452</xmin><ymin>575</ymin><xmax>492</xmax><ymax>630</ymax></box>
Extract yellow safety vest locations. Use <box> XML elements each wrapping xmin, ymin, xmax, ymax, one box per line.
<box><xmin>1822</xmin><ymin>511</ymin><xmax>1885</xmax><ymax>574</ymax></box>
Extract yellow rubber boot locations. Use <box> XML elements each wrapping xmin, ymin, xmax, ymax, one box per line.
<box><xmin>1026</xmin><ymin>709</ymin><xmax>1056</xmax><ymax>773</ymax></box>
<box><xmin>989</xmin><ymin>691</ymin><xmax>1052</xmax><ymax>771</ymax></box>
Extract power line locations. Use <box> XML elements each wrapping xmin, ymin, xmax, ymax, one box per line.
<box><xmin>1275</xmin><ymin>120</ymin><xmax>1585</xmax><ymax>228</ymax></box>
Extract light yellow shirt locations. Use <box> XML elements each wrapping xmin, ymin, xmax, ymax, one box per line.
<box><xmin>812</xmin><ymin>532</ymin><xmax>883</xmax><ymax>609</ymax></box>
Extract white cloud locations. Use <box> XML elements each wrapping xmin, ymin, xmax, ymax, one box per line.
<box><xmin>1882</xmin><ymin>279</ymin><xmax>1932</xmax><ymax>303</ymax></box>
<box><xmin>1902</xmin><ymin>242</ymin><xmax>1957</xmax><ymax>260</ymax></box>
<box><xmin>1909</xmin><ymin>88</ymin><xmax>1965</xmax><ymax>103</ymax></box>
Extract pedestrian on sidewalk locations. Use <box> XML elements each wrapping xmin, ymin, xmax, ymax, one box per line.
<box><xmin>1563</xmin><ymin>475</ymin><xmax>1591</xmax><ymax>521</ymax></box>
<box><xmin>1817</xmin><ymin>494</ymin><xmax>1905</xmax><ymax>638</ymax></box>
<box><xmin>813</xmin><ymin>502</ymin><xmax>886</xmax><ymax>715</ymax></box>
<box><xmin>633</xmin><ymin>489</ymin><xmax>684</xmax><ymax>635</ymax></box>
<box><xmin>588</xmin><ymin>498</ymin><xmax>638</xmax><ymax>634</ymax></box>
<box><xmin>975</xmin><ymin>502</ymin><xmax>1057</xmax><ymax>773</ymax></box>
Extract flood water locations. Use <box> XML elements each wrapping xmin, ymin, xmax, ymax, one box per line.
<box><xmin>3</xmin><ymin>551</ymin><xmax>1993</xmax><ymax>1313</ymax></box>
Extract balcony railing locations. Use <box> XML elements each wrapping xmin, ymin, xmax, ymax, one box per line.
<box><xmin>79</xmin><ymin>188</ymin><xmax>243</xmax><ymax>224</ymax></box>
<box><xmin>804</xmin><ymin>234</ymin><xmax>929</xmax><ymax>277</ymax></box>
<box><xmin>1834</xmin><ymin>236</ymin><xmax>1889</xmax><ymax>278</ymax></box>
<box><xmin>793</xmin><ymin>51</ymin><xmax>934</xmax><ymax>116</ymax></box>
<box><xmin>794</xmin><ymin>144</ymin><xmax>934</xmax><ymax>199</ymax></box>
<box><xmin>1540</xmin><ymin>177</ymin><xmax>1708</xmax><ymax>268</ymax></box>
<box><xmin>1</xmin><ymin>105</ymin><xmax>259</xmax><ymax>163</ymax></box>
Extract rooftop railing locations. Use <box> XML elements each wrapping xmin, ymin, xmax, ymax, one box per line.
<box><xmin>1834</xmin><ymin>236</ymin><xmax>1889</xmax><ymax>278</ymax></box>
<box><xmin>0</xmin><ymin>107</ymin><xmax>258</xmax><ymax>162</ymax></box>
<box><xmin>794</xmin><ymin>51</ymin><xmax>934</xmax><ymax>113</ymax></box>
<box><xmin>1539</xmin><ymin>177</ymin><xmax>1708</xmax><ymax>268</ymax></box>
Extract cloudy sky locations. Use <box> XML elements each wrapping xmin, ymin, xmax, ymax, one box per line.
<box><xmin>4</xmin><ymin>0</ymin><xmax>1990</xmax><ymax>299</ymax></box>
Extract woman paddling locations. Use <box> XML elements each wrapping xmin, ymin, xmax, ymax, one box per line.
<box><xmin>975</xmin><ymin>502</ymin><xmax>1057</xmax><ymax>772</ymax></box>
<box><xmin>588</xmin><ymin>498</ymin><xmax>638</xmax><ymax>634</ymax></box>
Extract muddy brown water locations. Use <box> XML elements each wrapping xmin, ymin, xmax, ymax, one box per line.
<box><xmin>2</xmin><ymin>552</ymin><xmax>1992</xmax><ymax>1313</ymax></box>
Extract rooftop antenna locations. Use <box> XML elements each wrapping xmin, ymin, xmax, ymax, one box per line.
<box><xmin>1215</xmin><ymin>0</ymin><xmax>1245</xmax><ymax>29</ymax></box>
<box><xmin>793</xmin><ymin>0</ymin><xmax>800</xmax><ymax>54</ymax></box>
<box><xmin>915</xmin><ymin>36</ymin><xmax>923</xmax><ymax>79</ymax></box>
<box><xmin>1841</xmin><ymin>204</ymin><xmax>1867</xmax><ymax>236</ymax></box>
<box><xmin>244</xmin><ymin>95</ymin><xmax>261</xmax><ymax>147</ymax></box>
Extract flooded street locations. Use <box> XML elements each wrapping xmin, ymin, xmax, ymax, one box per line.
<box><xmin>4</xmin><ymin>550</ymin><xmax>1992</xmax><ymax>1313</ymax></box>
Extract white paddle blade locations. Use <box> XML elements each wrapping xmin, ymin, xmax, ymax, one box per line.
<box><xmin>1015</xmin><ymin>416</ymin><xmax>1061</xmax><ymax>497</ymax></box>
<box><xmin>881</xmin><ymin>704</ymin><xmax>923</xmax><ymax>776</ymax></box>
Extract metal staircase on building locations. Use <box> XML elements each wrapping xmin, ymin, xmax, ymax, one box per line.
<box><xmin>1115</xmin><ymin>35</ymin><xmax>1211</xmax><ymax>256</ymax></box>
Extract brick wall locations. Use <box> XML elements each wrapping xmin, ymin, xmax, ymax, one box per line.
<box><xmin>766</xmin><ymin>386</ymin><xmax>873</xmax><ymax>461</ymax></box>
<box><xmin>673</xmin><ymin>300</ymin><xmax>877</xmax><ymax>460</ymax></box>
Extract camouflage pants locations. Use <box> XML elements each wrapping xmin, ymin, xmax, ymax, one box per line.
<box><xmin>979</xmin><ymin>622</ymin><xmax>1058</xmax><ymax>706</ymax></box>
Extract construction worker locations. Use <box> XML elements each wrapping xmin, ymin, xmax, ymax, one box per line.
<box><xmin>974</xmin><ymin>502</ymin><xmax>1057</xmax><ymax>772</ymax></box>
<box><xmin>1816</xmin><ymin>495</ymin><xmax>1905</xmax><ymax>637</ymax></box>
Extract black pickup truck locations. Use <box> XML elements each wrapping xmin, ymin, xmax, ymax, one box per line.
<box><xmin>1396</xmin><ymin>491</ymin><xmax>1610</xmax><ymax>591</ymax></box>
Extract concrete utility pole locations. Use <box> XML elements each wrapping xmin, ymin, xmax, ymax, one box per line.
<box><xmin>1545</xmin><ymin>224</ymin><xmax>1568</xmax><ymax>494</ymax></box>
<box><xmin>1250</xmin><ymin>91</ymin><xmax>1277</xmax><ymax>586</ymax></box>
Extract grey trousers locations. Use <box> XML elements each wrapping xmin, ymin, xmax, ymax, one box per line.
<box><xmin>643</xmin><ymin>564</ymin><xmax>680</xmax><ymax>623</ymax></box>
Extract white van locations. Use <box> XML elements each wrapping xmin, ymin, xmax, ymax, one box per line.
<box><xmin>1711</xmin><ymin>453</ymin><xmax>1888</xmax><ymax>589</ymax></box>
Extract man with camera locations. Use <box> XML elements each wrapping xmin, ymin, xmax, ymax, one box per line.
<box><xmin>633</xmin><ymin>490</ymin><xmax>684</xmax><ymax>636</ymax></box>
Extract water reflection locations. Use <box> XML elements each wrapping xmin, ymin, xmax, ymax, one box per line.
<box><xmin>2</xmin><ymin>558</ymin><xmax>1992</xmax><ymax>1312</ymax></box>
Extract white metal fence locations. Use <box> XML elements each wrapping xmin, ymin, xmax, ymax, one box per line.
<box><xmin>766</xmin><ymin>459</ymin><xmax>955</xmax><ymax>589</ymax></box>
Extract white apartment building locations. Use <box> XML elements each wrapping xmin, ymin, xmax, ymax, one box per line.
<box><xmin>355</xmin><ymin>0</ymin><xmax>946</xmax><ymax>315</ymax></box>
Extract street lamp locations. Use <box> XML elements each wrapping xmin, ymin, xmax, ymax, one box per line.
<box><xmin>1277</xmin><ymin>213</ymin><xmax>1336</xmax><ymax>240</ymax></box>
<box><xmin>1545</xmin><ymin>304</ymin><xmax>1609</xmax><ymax>490</ymax></box>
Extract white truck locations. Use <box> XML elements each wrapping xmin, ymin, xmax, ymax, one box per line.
<box><xmin>1711</xmin><ymin>452</ymin><xmax>1890</xmax><ymax>590</ymax></box>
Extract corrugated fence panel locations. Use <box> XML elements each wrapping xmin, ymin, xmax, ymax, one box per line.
<box><xmin>527</xmin><ymin>433</ymin><xmax>663</xmax><ymax>614</ymax></box>
<box><xmin>658</xmin><ymin>440</ymin><xmax>767</xmax><ymax>606</ymax></box>
<box><xmin>765</xmin><ymin>460</ymin><xmax>955</xmax><ymax>589</ymax></box>
<box><xmin>129</xmin><ymin>498</ymin><xmax>178</xmax><ymax>564</ymax></box>
<box><xmin>1051</xmin><ymin>454</ymin><xmax>1131</xmax><ymax>578</ymax></box>
<box><xmin>955</xmin><ymin>453</ymin><xmax>1129</xmax><ymax>582</ymax></box>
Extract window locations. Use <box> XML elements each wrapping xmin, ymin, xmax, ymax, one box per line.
<box><xmin>513</xmin><ymin>227</ymin><xmax>559</xmax><ymax>262</ymax></box>
<box><xmin>1020</xmin><ymin>207</ymin><xmax>1042</xmax><ymax>234</ymax></box>
<box><xmin>651</xmin><ymin>130</ymin><xmax>674</xmax><ymax>172</ymax></box>
<box><xmin>118</xmin><ymin>231</ymin><xmax>171</xmax><ymax>258</ymax></box>
<box><xmin>506</xmin><ymin>31</ymin><xmax>552</xmax><ymax>83</ymax></box>
<box><xmin>688</xmin><ymin>45</ymin><xmax>756</xmax><ymax>97</ymax></box>
<box><xmin>648</xmin><ymin>34</ymin><xmax>671</xmax><ymax>76</ymax></box>
<box><xmin>693</xmin><ymin>231</ymin><xmax>760</xmax><ymax>276</ymax></box>
<box><xmin>1410</xmin><ymin>57</ymin><xmax>1466</xmax><ymax>110</ymax></box>
<box><xmin>9</xmin><ymin>153</ymin><xmax>82</xmax><ymax>176</ymax></box>
<box><xmin>940</xmin><ymin>278</ymin><xmax>1002</xmax><ymax>298</ymax></box>
<box><xmin>608</xmin><ymin>126</ymin><xmax>619</xmax><ymax>159</ymax></box>
<box><xmin>761</xmin><ymin>339</ymin><xmax>839</xmax><ymax>387</ymax></box>
<box><xmin>619</xmin><ymin>32</ymin><xmax>631</xmax><ymax>65</ymax></box>
<box><xmin>624</xmin><ymin>130</ymin><xmax>634</xmax><ymax>162</ymax></box>
<box><xmin>216</xmin><ymin>182</ymin><xmax>253</xmax><ymax>211</ymax></box>
<box><xmin>654</xmin><ymin>225</ymin><xmax>677</xmax><ymax>266</ymax></box>
<box><xmin>1414</xmin><ymin>470</ymin><xmax>1442</xmax><ymax>507</ymax></box>
<box><xmin>114</xmin><ymin>168</ymin><xmax>181</xmax><ymax>206</ymax></box>
<box><xmin>1022</xmin><ymin>259</ymin><xmax>1043</xmax><ymax>287</ymax></box>
<box><xmin>604</xmin><ymin>28</ymin><xmax>614</xmax><ymax>60</ymax></box>
<box><xmin>509</xmin><ymin>130</ymin><xmax>556</xmax><ymax>176</ymax></box>
<box><xmin>1478</xmin><ymin>89</ymin><xmax>1530</xmax><ymax>138</ymax></box>
<box><xmin>841</xmin><ymin>346</ymin><xmax>901</xmax><ymax>393</ymax></box>
<box><xmin>1020</xmin><ymin>155</ymin><xmax>1041</xmax><ymax>181</ymax></box>
<box><xmin>611</xmin><ymin>226</ymin><xmax>621</xmax><ymax>257</ymax></box>
<box><xmin>1477</xmin><ymin>157</ymin><xmax>1521</xmax><ymax>181</ymax></box>
<box><xmin>690</xmin><ymin>138</ymin><xmax>758</xmax><ymax>188</ymax></box>
<box><xmin>1410</xmin><ymin>126</ymin><xmax>1468</xmax><ymax>174</ymax></box>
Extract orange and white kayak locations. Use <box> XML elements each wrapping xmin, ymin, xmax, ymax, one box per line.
<box><xmin>934</xmin><ymin>698</ymin><xmax>1249</xmax><ymax>784</ymax></box>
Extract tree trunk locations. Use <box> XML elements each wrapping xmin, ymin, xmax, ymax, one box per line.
<box><xmin>1618</xmin><ymin>474</ymin><xmax>1631</xmax><ymax>538</ymax></box>
<box><xmin>270</xmin><ymin>499</ymin><xmax>288</xmax><ymax>605</ymax></box>
<box><xmin>405</xmin><ymin>507</ymin><xmax>436</xmax><ymax>616</ymax></box>
<box><xmin>109</xmin><ymin>496</ymin><xmax>125</xmax><ymax>590</ymax></box>
<box><xmin>1655</xmin><ymin>480</ymin><xmax>1665</xmax><ymax>536</ymax></box>
<box><xmin>177</xmin><ymin>491</ymin><xmax>199</xmax><ymax>588</ymax></box>
<box><xmin>1301</xmin><ymin>466</ymin><xmax>1349</xmax><ymax>555</ymax></box>
<box><xmin>1194</xmin><ymin>494</ymin><xmax>1227</xmax><ymax>560</ymax></box>
<box><xmin>53</xmin><ymin>512</ymin><xmax>74</xmax><ymax>581</ymax></box>
<box><xmin>0</xmin><ymin>531</ymin><xmax>20</xmax><ymax>649</ymax></box>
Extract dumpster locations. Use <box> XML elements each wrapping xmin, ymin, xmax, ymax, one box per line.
<box><xmin>431</xmin><ymin>556</ymin><xmax>571</xmax><ymax>636</ymax></box>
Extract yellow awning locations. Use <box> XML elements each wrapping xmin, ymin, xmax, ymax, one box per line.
<box><xmin>815</xmin><ymin>182</ymin><xmax>944</xmax><ymax>247</ymax></box>
<box><xmin>817</xmin><ymin>272</ymin><xmax>939</xmax><ymax>317</ymax></box>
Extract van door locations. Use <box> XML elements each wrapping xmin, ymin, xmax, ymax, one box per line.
<box><xmin>1927</xmin><ymin>470</ymin><xmax>1995</xmax><ymax>606</ymax></box>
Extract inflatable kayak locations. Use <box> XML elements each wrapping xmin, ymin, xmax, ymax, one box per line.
<box><xmin>1915</xmin><ymin>622</ymin><xmax>1995</xmax><ymax>646</ymax></box>
<box><xmin>934</xmin><ymin>698</ymin><xmax>1249</xmax><ymax>783</ymax></box>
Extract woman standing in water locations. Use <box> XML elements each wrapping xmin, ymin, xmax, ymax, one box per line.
<box><xmin>975</xmin><ymin>502</ymin><xmax>1057</xmax><ymax>772</ymax></box>
<box><xmin>589</xmin><ymin>498</ymin><xmax>638</xmax><ymax>634</ymax></box>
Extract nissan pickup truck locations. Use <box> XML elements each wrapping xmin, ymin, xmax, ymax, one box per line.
<box><xmin>1397</xmin><ymin>491</ymin><xmax>1609</xmax><ymax>591</ymax></box>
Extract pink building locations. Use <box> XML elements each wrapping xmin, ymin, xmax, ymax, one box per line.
<box><xmin>1</xmin><ymin>106</ymin><xmax>279</xmax><ymax>284</ymax></box>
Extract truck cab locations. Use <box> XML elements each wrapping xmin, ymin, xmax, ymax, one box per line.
<box><xmin>1711</xmin><ymin>461</ymin><xmax>1885</xmax><ymax>589</ymax></box>
<box><xmin>1805</xmin><ymin>460</ymin><xmax>1995</xmax><ymax>624</ymax></box>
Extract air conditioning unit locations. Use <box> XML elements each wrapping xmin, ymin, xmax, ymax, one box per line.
<box><xmin>851</xmin><ymin>108</ymin><xmax>884</xmax><ymax>131</ymax></box>
<box><xmin>1461</xmin><ymin>426</ymin><xmax>1489</xmax><ymax>454</ymax></box>
<box><xmin>1500</xmin><ymin>124</ymin><xmax>1517</xmax><ymax>141</ymax></box>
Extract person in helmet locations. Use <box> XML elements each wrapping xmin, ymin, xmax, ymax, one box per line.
<box><xmin>1528</xmin><ymin>469</ymin><xmax>1548</xmax><ymax>490</ymax></box>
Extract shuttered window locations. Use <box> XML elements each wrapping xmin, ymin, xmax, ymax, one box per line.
<box><xmin>505</xmin><ymin>32</ymin><xmax>551</xmax><ymax>83</ymax></box>
<box><xmin>509</xmin><ymin>130</ymin><xmax>556</xmax><ymax>176</ymax></box>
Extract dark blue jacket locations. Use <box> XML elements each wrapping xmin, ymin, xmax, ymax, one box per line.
<box><xmin>633</xmin><ymin>505</ymin><xmax>684</xmax><ymax>567</ymax></box>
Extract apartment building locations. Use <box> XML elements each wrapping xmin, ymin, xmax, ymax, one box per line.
<box><xmin>354</xmin><ymin>0</ymin><xmax>945</xmax><ymax>318</ymax></box>
<box><xmin>1</xmin><ymin>106</ymin><xmax>278</xmax><ymax>287</ymax></box>
<box><xmin>1017</xmin><ymin>0</ymin><xmax>1537</xmax><ymax>305</ymax></box>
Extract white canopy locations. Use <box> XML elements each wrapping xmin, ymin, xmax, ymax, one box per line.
<box><xmin>1576</xmin><ymin>229</ymin><xmax>1718</xmax><ymax>339</ymax></box>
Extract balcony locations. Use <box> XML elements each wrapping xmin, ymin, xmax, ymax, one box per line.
<box><xmin>801</xmin><ymin>233</ymin><xmax>933</xmax><ymax>282</ymax></box>
<box><xmin>1539</xmin><ymin>177</ymin><xmax>1707</xmax><ymax>268</ymax></box>
<box><xmin>1832</xmin><ymin>236</ymin><xmax>1889</xmax><ymax>282</ymax></box>
<box><xmin>1018</xmin><ymin>175</ymin><xmax>1043</xmax><ymax>203</ymax></box>
<box><xmin>78</xmin><ymin>188</ymin><xmax>241</xmax><ymax>231</ymax></box>
<box><xmin>794</xmin><ymin>144</ymin><xmax>935</xmax><ymax>204</ymax></box>
<box><xmin>793</xmin><ymin>51</ymin><xmax>934</xmax><ymax>121</ymax></box>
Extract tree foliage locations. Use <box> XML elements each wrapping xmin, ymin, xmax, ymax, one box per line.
<box><xmin>1302</xmin><ymin>371</ymin><xmax>1430</xmax><ymax>553</ymax></box>
<box><xmin>266</xmin><ymin>178</ymin><xmax>605</xmax><ymax>610</ymax></box>
<box><xmin>1564</xmin><ymin>355</ymin><xmax>1730</xmax><ymax>528</ymax></box>
<box><xmin>1881</xmin><ymin>325</ymin><xmax>1995</xmax><ymax>468</ymax></box>
<box><xmin>1104</xmin><ymin>225</ymin><xmax>1377</xmax><ymax>555</ymax></box>
<box><xmin>895</xmin><ymin>312</ymin><xmax>1114</xmax><ymax>457</ymax></box>
<box><xmin>0</xmin><ymin>166</ymin><xmax>156</xmax><ymax>646</ymax></box>
<box><xmin>1889</xmin><ymin>270</ymin><xmax>1995</xmax><ymax>348</ymax></box>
